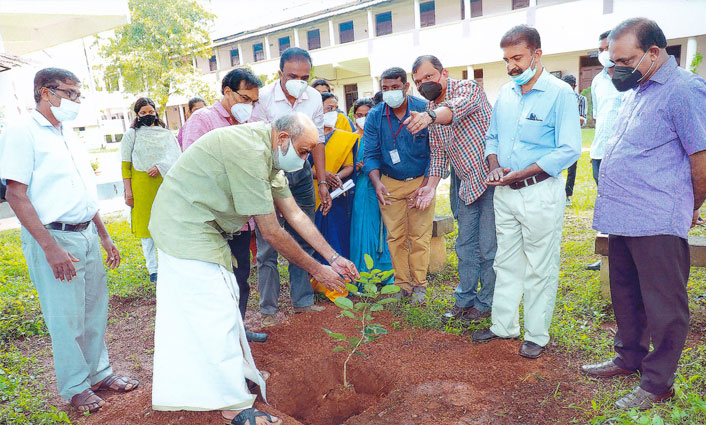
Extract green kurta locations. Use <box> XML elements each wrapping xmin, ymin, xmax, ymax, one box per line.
<box><xmin>148</xmin><ymin>122</ymin><xmax>291</xmax><ymax>269</ymax></box>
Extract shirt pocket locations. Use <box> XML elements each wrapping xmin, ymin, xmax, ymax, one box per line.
<box><xmin>519</xmin><ymin>119</ymin><xmax>552</xmax><ymax>147</ymax></box>
<box><xmin>409</xmin><ymin>130</ymin><xmax>430</xmax><ymax>158</ymax></box>
<box><xmin>624</xmin><ymin>109</ymin><xmax>675</xmax><ymax>151</ymax></box>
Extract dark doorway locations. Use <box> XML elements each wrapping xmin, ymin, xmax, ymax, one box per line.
<box><xmin>344</xmin><ymin>84</ymin><xmax>359</xmax><ymax>115</ymax></box>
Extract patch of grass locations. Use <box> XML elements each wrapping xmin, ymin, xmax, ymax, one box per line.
<box><xmin>0</xmin><ymin>346</ymin><xmax>71</xmax><ymax>424</ymax></box>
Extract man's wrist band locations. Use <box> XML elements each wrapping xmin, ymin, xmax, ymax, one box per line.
<box><xmin>318</xmin><ymin>181</ymin><xmax>328</xmax><ymax>185</ymax></box>
<box><xmin>329</xmin><ymin>252</ymin><xmax>339</xmax><ymax>264</ymax></box>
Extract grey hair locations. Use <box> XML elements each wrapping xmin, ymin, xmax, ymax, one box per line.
<box><xmin>273</xmin><ymin>112</ymin><xmax>312</xmax><ymax>142</ymax></box>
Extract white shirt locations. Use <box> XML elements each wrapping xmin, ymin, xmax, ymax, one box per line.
<box><xmin>0</xmin><ymin>110</ymin><xmax>99</xmax><ymax>224</ymax></box>
<box><xmin>250</xmin><ymin>80</ymin><xmax>325</xmax><ymax>143</ymax></box>
<box><xmin>590</xmin><ymin>69</ymin><xmax>624</xmax><ymax>160</ymax></box>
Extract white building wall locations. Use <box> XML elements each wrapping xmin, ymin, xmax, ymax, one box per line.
<box><xmin>435</xmin><ymin>0</ymin><xmax>463</xmax><ymax>24</ymax></box>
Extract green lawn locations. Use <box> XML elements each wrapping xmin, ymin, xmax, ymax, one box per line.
<box><xmin>1</xmin><ymin>151</ymin><xmax>705</xmax><ymax>424</ymax></box>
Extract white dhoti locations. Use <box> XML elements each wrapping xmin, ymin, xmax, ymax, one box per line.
<box><xmin>152</xmin><ymin>249</ymin><xmax>266</xmax><ymax>411</ymax></box>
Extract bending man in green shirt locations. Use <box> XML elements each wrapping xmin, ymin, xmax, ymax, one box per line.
<box><xmin>148</xmin><ymin>112</ymin><xmax>358</xmax><ymax>424</ymax></box>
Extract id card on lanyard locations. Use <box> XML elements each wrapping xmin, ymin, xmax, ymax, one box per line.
<box><xmin>386</xmin><ymin>105</ymin><xmax>404</xmax><ymax>164</ymax></box>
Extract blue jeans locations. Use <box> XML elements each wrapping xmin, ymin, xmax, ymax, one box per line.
<box><xmin>454</xmin><ymin>185</ymin><xmax>497</xmax><ymax>312</ymax></box>
<box><xmin>592</xmin><ymin>159</ymin><xmax>601</xmax><ymax>185</ymax></box>
<box><xmin>256</xmin><ymin>162</ymin><xmax>316</xmax><ymax>314</ymax></box>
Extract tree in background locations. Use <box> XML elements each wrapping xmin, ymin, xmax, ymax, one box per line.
<box><xmin>95</xmin><ymin>0</ymin><xmax>216</xmax><ymax>114</ymax></box>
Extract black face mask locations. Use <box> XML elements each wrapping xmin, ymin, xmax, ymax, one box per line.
<box><xmin>138</xmin><ymin>114</ymin><xmax>156</xmax><ymax>126</ymax></box>
<box><xmin>611</xmin><ymin>51</ymin><xmax>653</xmax><ymax>92</ymax></box>
<box><xmin>419</xmin><ymin>81</ymin><xmax>442</xmax><ymax>101</ymax></box>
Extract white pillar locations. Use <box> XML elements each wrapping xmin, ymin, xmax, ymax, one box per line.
<box><xmin>213</xmin><ymin>48</ymin><xmax>221</xmax><ymax>80</ymax></box>
<box><xmin>414</xmin><ymin>0</ymin><xmax>421</xmax><ymax>30</ymax></box>
<box><xmin>264</xmin><ymin>36</ymin><xmax>271</xmax><ymax>60</ymax></box>
<box><xmin>686</xmin><ymin>37</ymin><xmax>697</xmax><ymax>70</ymax></box>
<box><xmin>367</xmin><ymin>9</ymin><xmax>374</xmax><ymax>38</ymax></box>
<box><xmin>293</xmin><ymin>28</ymin><xmax>300</xmax><ymax>47</ymax></box>
<box><xmin>372</xmin><ymin>76</ymin><xmax>379</xmax><ymax>91</ymax></box>
<box><xmin>178</xmin><ymin>103</ymin><xmax>186</xmax><ymax>126</ymax></box>
<box><xmin>529</xmin><ymin>0</ymin><xmax>537</xmax><ymax>5</ymax></box>
<box><xmin>329</xmin><ymin>19</ymin><xmax>336</xmax><ymax>46</ymax></box>
<box><xmin>122</xmin><ymin>108</ymin><xmax>131</xmax><ymax>132</ymax></box>
<box><xmin>466</xmin><ymin>65</ymin><xmax>474</xmax><ymax>80</ymax></box>
<box><xmin>463</xmin><ymin>0</ymin><xmax>471</xmax><ymax>19</ymax></box>
<box><xmin>237</xmin><ymin>43</ymin><xmax>243</xmax><ymax>65</ymax></box>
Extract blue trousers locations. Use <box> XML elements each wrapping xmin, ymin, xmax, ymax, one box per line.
<box><xmin>453</xmin><ymin>185</ymin><xmax>497</xmax><ymax>312</ymax></box>
<box><xmin>21</xmin><ymin>224</ymin><xmax>112</xmax><ymax>400</ymax></box>
<box><xmin>256</xmin><ymin>162</ymin><xmax>316</xmax><ymax>314</ymax></box>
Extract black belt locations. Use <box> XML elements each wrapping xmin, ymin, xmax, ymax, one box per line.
<box><xmin>45</xmin><ymin>221</ymin><xmax>91</xmax><ymax>232</ymax></box>
<box><xmin>509</xmin><ymin>172</ymin><xmax>550</xmax><ymax>190</ymax></box>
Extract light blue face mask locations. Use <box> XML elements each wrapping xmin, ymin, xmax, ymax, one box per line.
<box><xmin>273</xmin><ymin>136</ymin><xmax>305</xmax><ymax>172</ymax></box>
<box><xmin>383</xmin><ymin>90</ymin><xmax>405</xmax><ymax>108</ymax></box>
<box><xmin>510</xmin><ymin>51</ymin><xmax>537</xmax><ymax>86</ymax></box>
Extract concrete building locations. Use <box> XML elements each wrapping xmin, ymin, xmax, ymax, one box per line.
<box><xmin>190</xmin><ymin>0</ymin><xmax>706</xmax><ymax>114</ymax></box>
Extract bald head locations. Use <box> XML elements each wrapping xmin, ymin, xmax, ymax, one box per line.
<box><xmin>271</xmin><ymin>112</ymin><xmax>319</xmax><ymax>159</ymax></box>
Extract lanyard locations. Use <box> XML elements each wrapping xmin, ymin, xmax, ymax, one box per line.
<box><xmin>385</xmin><ymin>105</ymin><xmax>405</xmax><ymax>148</ymax></box>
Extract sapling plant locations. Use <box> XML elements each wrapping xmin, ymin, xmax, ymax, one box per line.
<box><xmin>323</xmin><ymin>253</ymin><xmax>399</xmax><ymax>388</ymax></box>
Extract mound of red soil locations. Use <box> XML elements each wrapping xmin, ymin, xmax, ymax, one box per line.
<box><xmin>54</xmin><ymin>299</ymin><xmax>596</xmax><ymax>425</ymax></box>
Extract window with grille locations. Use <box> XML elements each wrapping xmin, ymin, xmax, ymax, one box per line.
<box><xmin>376</xmin><ymin>12</ymin><xmax>392</xmax><ymax>36</ymax></box>
<box><xmin>339</xmin><ymin>21</ymin><xmax>354</xmax><ymax>44</ymax></box>
<box><xmin>307</xmin><ymin>29</ymin><xmax>321</xmax><ymax>50</ymax></box>
<box><xmin>420</xmin><ymin>1</ymin><xmax>435</xmax><ymax>27</ymax></box>
<box><xmin>253</xmin><ymin>43</ymin><xmax>264</xmax><ymax>62</ymax></box>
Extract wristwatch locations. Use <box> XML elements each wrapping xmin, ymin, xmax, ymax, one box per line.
<box><xmin>427</xmin><ymin>109</ymin><xmax>437</xmax><ymax>124</ymax></box>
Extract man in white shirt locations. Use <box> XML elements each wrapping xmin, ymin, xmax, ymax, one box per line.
<box><xmin>586</xmin><ymin>30</ymin><xmax>624</xmax><ymax>271</ymax></box>
<box><xmin>0</xmin><ymin>68</ymin><xmax>138</xmax><ymax>414</ymax></box>
<box><xmin>250</xmin><ymin>47</ymin><xmax>333</xmax><ymax>326</ymax></box>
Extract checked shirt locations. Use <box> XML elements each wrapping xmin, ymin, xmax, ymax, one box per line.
<box><xmin>428</xmin><ymin>78</ymin><xmax>493</xmax><ymax>205</ymax></box>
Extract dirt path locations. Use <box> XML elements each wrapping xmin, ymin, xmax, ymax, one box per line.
<box><xmin>15</xmin><ymin>296</ymin><xmax>611</xmax><ymax>425</ymax></box>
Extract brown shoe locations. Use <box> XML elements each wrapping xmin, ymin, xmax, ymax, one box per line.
<box><xmin>442</xmin><ymin>305</ymin><xmax>474</xmax><ymax>323</ymax></box>
<box><xmin>466</xmin><ymin>307</ymin><xmax>491</xmax><ymax>321</ymax></box>
<box><xmin>293</xmin><ymin>304</ymin><xmax>325</xmax><ymax>313</ymax></box>
<box><xmin>581</xmin><ymin>360</ymin><xmax>637</xmax><ymax>378</ymax></box>
<box><xmin>519</xmin><ymin>341</ymin><xmax>544</xmax><ymax>359</ymax></box>
<box><xmin>261</xmin><ymin>314</ymin><xmax>278</xmax><ymax>327</ymax></box>
<box><xmin>615</xmin><ymin>386</ymin><xmax>674</xmax><ymax>410</ymax></box>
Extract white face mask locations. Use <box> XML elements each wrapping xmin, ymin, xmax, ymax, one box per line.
<box><xmin>231</xmin><ymin>102</ymin><xmax>253</xmax><ymax>123</ymax></box>
<box><xmin>323</xmin><ymin>111</ymin><xmax>338</xmax><ymax>128</ymax></box>
<box><xmin>598</xmin><ymin>50</ymin><xmax>615</xmax><ymax>68</ymax></box>
<box><xmin>273</xmin><ymin>136</ymin><xmax>305</xmax><ymax>172</ymax></box>
<box><xmin>285</xmin><ymin>79</ymin><xmax>308</xmax><ymax>99</ymax></box>
<box><xmin>383</xmin><ymin>90</ymin><xmax>405</xmax><ymax>108</ymax></box>
<box><xmin>355</xmin><ymin>117</ymin><xmax>366</xmax><ymax>129</ymax></box>
<box><xmin>50</xmin><ymin>97</ymin><xmax>80</xmax><ymax>122</ymax></box>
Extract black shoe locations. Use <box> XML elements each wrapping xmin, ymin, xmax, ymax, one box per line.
<box><xmin>519</xmin><ymin>341</ymin><xmax>544</xmax><ymax>358</ymax></box>
<box><xmin>472</xmin><ymin>328</ymin><xmax>513</xmax><ymax>342</ymax></box>
<box><xmin>246</xmin><ymin>330</ymin><xmax>268</xmax><ymax>343</ymax></box>
<box><xmin>586</xmin><ymin>260</ymin><xmax>601</xmax><ymax>271</ymax></box>
<box><xmin>149</xmin><ymin>273</ymin><xmax>158</xmax><ymax>283</ymax></box>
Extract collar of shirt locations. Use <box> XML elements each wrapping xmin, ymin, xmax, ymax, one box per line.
<box><xmin>212</xmin><ymin>101</ymin><xmax>234</xmax><ymax>122</ymax></box>
<box><xmin>31</xmin><ymin>109</ymin><xmax>62</xmax><ymax>134</ymax></box>
<box><xmin>643</xmin><ymin>55</ymin><xmax>677</xmax><ymax>86</ymax></box>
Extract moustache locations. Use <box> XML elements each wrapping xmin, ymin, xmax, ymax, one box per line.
<box><xmin>508</xmin><ymin>68</ymin><xmax>522</xmax><ymax>76</ymax></box>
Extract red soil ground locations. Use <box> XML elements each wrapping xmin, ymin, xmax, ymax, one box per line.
<box><xmin>22</xmin><ymin>297</ymin><xmax>605</xmax><ymax>425</ymax></box>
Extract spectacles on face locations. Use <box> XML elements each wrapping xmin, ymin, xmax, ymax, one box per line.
<box><xmin>47</xmin><ymin>87</ymin><xmax>83</xmax><ymax>102</ymax></box>
<box><xmin>233</xmin><ymin>90</ymin><xmax>258</xmax><ymax>106</ymax></box>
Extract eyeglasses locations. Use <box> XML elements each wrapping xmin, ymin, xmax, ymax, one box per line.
<box><xmin>47</xmin><ymin>87</ymin><xmax>84</xmax><ymax>102</ymax></box>
<box><xmin>234</xmin><ymin>90</ymin><xmax>258</xmax><ymax>106</ymax></box>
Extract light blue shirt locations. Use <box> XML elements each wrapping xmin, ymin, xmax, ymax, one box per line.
<box><xmin>590</xmin><ymin>68</ymin><xmax>623</xmax><ymax>159</ymax></box>
<box><xmin>485</xmin><ymin>69</ymin><xmax>581</xmax><ymax>177</ymax></box>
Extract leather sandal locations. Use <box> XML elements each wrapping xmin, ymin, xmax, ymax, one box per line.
<box><xmin>247</xmin><ymin>370</ymin><xmax>270</xmax><ymax>392</ymax></box>
<box><xmin>225</xmin><ymin>407</ymin><xmax>281</xmax><ymax>425</ymax></box>
<box><xmin>91</xmin><ymin>374</ymin><xmax>140</xmax><ymax>392</ymax></box>
<box><xmin>70</xmin><ymin>388</ymin><xmax>105</xmax><ymax>413</ymax></box>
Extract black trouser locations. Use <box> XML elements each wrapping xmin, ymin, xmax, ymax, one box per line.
<box><xmin>228</xmin><ymin>228</ymin><xmax>252</xmax><ymax>320</ymax></box>
<box><xmin>609</xmin><ymin>234</ymin><xmax>690</xmax><ymax>394</ymax></box>
<box><xmin>565</xmin><ymin>161</ymin><xmax>578</xmax><ymax>197</ymax></box>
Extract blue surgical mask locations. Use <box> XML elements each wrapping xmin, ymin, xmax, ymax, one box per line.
<box><xmin>273</xmin><ymin>136</ymin><xmax>305</xmax><ymax>172</ymax></box>
<box><xmin>383</xmin><ymin>90</ymin><xmax>405</xmax><ymax>108</ymax></box>
<box><xmin>510</xmin><ymin>52</ymin><xmax>538</xmax><ymax>86</ymax></box>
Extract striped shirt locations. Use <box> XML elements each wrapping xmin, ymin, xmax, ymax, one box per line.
<box><xmin>428</xmin><ymin>78</ymin><xmax>493</xmax><ymax>205</ymax></box>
